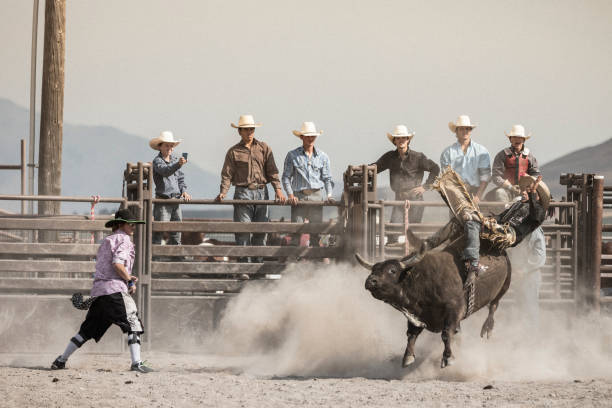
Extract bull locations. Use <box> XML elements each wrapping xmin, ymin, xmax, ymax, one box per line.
<box><xmin>356</xmin><ymin>233</ymin><xmax>511</xmax><ymax>368</ymax></box>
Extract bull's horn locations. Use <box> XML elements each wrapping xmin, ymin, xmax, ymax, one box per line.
<box><xmin>354</xmin><ymin>253</ymin><xmax>374</xmax><ymax>270</ymax></box>
<box><xmin>397</xmin><ymin>252</ymin><xmax>425</xmax><ymax>270</ymax></box>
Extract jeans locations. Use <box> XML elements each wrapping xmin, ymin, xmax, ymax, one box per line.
<box><xmin>233</xmin><ymin>186</ymin><xmax>269</xmax><ymax>262</ymax></box>
<box><xmin>153</xmin><ymin>203</ymin><xmax>182</xmax><ymax>245</ymax></box>
<box><xmin>388</xmin><ymin>191</ymin><xmax>425</xmax><ymax>244</ymax></box>
<box><xmin>514</xmin><ymin>269</ymin><xmax>541</xmax><ymax>330</ymax></box>
<box><xmin>464</xmin><ymin>219</ymin><xmax>481</xmax><ymax>264</ymax></box>
<box><xmin>291</xmin><ymin>189</ymin><xmax>324</xmax><ymax>246</ymax></box>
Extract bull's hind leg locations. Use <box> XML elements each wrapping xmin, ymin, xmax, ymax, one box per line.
<box><xmin>402</xmin><ymin>323</ymin><xmax>423</xmax><ymax>367</ymax></box>
<box><xmin>480</xmin><ymin>302</ymin><xmax>498</xmax><ymax>339</ymax></box>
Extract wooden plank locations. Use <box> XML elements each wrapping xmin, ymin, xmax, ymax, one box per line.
<box><xmin>0</xmin><ymin>218</ymin><xmax>107</xmax><ymax>231</ymax></box>
<box><xmin>152</xmin><ymin>279</ymin><xmax>245</xmax><ymax>293</ymax></box>
<box><xmin>152</xmin><ymin>245</ymin><xmax>340</xmax><ymax>258</ymax></box>
<box><xmin>0</xmin><ymin>243</ymin><xmax>99</xmax><ymax>256</ymax></box>
<box><xmin>151</xmin><ymin>262</ymin><xmax>286</xmax><ymax>274</ymax></box>
<box><xmin>0</xmin><ymin>277</ymin><xmax>91</xmax><ymax>291</ymax></box>
<box><xmin>0</xmin><ymin>259</ymin><xmax>96</xmax><ymax>273</ymax></box>
<box><xmin>153</xmin><ymin>221</ymin><xmax>341</xmax><ymax>234</ymax></box>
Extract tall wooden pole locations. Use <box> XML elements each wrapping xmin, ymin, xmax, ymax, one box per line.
<box><xmin>37</xmin><ymin>0</ymin><xmax>66</xmax><ymax>229</ymax></box>
<box><xmin>29</xmin><ymin>0</ymin><xmax>40</xmax><ymax>215</ymax></box>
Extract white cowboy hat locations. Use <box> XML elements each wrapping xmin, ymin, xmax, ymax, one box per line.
<box><xmin>386</xmin><ymin>125</ymin><xmax>415</xmax><ymax>144</ymax></box>
<box><xmin>231</xmin><ymin>114</ymin><xmax>262</xmax><ymax>129</ymax></box>
<box><xmin>505</xmin><ymin>124</ymin><xmax>532</xmax><ymax>139</ymax></box>
<box><xmin>448</xmin><ymin>115</ymin><xmax>477</xmax><ymax>133</ymax></box>
<box><xmin>293</xmin><ymin>121</ymin><xmax>323</xmax><ymax>137</ymax></box>
<box><xmin>149</xmin><ymin>131</ymin><xmax>182</xmax><ymax>150</ymax></box>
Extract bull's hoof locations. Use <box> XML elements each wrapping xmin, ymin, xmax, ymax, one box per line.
<box><xmin>480</xmin><ymin>318</ymin><xmax>494</xmax><ymax>339</ymax></box>
<box><xmin>402</xmin><ymin>354</ymin><xmax>415</xmax><ymax>367</ymax></box>
<box><xmin>440</xmin><ymin>356</ymin><xmax>455</xmax><ymax>368</ymax></box>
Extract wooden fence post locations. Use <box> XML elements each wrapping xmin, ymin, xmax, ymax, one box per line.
<box><xmin>38</xmin><ymin>0</ymin><xmax>66</xmax><ymax>242</ymax></box>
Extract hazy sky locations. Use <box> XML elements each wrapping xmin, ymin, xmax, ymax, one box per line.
<box><xmin>2</xmin><ymin>0</ymin><xmax>611</xmax><ymax>183</ymax></box>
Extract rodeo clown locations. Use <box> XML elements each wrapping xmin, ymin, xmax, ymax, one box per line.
<box><xmin>51</xmin><ymin>209</ymin><xmax>153</xmax><ymax>373</ymax></box>
<box><xmin>489</xmin><ymin>124</ymin><xmax>541</xmax><ymax>202</ymax></box>
<box><xmin>419</xmin><ymin>168</ymin><xmax>550</xmax><ymax>289</ymax></box>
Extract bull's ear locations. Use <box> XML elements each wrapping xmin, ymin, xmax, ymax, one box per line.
<box><xmin>355</xmin><ymin>253</ymin><xmax>374</xmax><ymax>270</ymax></box>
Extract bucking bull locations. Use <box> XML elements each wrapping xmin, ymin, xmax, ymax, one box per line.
<box><xmin>356</xmin><ymin>234</ymin><xmax>510</xmax><ymax>368</ymax></box>
<box><xmin>355</xmin><ymin>167</ymin><xmax>530</xmax><ymax>368</ymax></box>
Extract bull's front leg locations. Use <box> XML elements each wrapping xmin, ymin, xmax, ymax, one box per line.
<box><xmin>402</xmin><ymin>323</ymin><xmax>424</xmax><ymax>367</ymax></box>
<box><xmin>440</xmin><ymin>314</ymin><xmax>460</xmax><ymax>368</ymax></box>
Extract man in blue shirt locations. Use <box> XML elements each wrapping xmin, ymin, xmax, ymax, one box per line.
<box><xmin>282</xmin><ymin>122</ymin><xmax>333</xmax><ymax>246</ymax></box>
<box><xmin>440</xmin><ymin>115</ymin><xmax>491</xmax><ymax>204</ymax></box>
<box><xmin>150</xmin><ymin>131</ymin><xmax>191</xmax><ymax>245</ymax></box>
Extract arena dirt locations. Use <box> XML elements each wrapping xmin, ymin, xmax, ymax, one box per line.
<box><xmin>1</xmin><ymin>262</ymin><xmax>612</xmax><ymax>407</ymax></box>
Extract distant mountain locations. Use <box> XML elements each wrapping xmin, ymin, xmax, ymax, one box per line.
<box><xmin>540</xmin><ymin>138</ymin><xmax>612</xmax><ymax>198</ymax></box>
<box><xmin>0</xmin><ymin>98</ymin><xmax>219</xmax><ymax>213</ymax></box>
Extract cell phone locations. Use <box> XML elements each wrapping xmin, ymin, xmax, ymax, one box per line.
<box><xmin>182</xmin><ymin>152</ymin><xmax>188</xmax><ymax>160</ymax></box>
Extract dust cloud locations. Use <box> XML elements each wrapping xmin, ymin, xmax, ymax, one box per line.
<box><xmin>206</xmin><ymin>262</ymin><xmax>612</xmax><ymax>381</ymax></box>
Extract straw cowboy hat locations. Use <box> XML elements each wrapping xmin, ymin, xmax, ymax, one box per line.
<box><xmin>231</xmin><ymin>114</ymin><xmax>262</xmax><ymax>129</ymax></box>
<box><xmin>518</xmin><ymin>175</ymin><xmax>551</xmax><ymax>210</ymax></box>
<box><xmin>293</xmin><ymin>122</ymin><xmax>323</xmax><ymax>137</ymax></box>
<box><xmin>386</xmin><ymin>125</ymin><xmax>415</xmax><ymax>144</ymax></box>
<box><xmin>149</xmin><ymin>131</ymin><xmax>181</xmax><ymax>150</ymax></box>
<box><xmin>448</xmin><ymin>115</ymin><xmax>477</xmax><ymax>133</ymax></box>
<box><xmin>505</xmin><ymin>124</ymin><xmax>532</xmax><ymax>140</ymax></box>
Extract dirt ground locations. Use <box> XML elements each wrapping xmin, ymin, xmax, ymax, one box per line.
<box><xmin>1</xmin><ymin>352</ymin><xmax>611</xmax><ymax>408</ymax></box>
<box><xmin>3</xmin><ymin>265</ymin><xmax>612</xmax><ymax>407</ymax></box>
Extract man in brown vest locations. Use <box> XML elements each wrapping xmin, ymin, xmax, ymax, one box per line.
<box><xmin>490</xmin><ymin>124</ymin><xmax>541</xmax><ymax>202</ymax></box>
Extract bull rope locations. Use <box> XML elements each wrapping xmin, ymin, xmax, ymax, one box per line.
<box><xmin>90</xmin><ymin>195</ymin><xmax>100</xmax><ymax>244</ymax></box>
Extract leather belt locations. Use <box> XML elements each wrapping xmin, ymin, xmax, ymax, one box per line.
<box><xmin>246</xmin><ymin>183</ymin><xmax>266</xmax><ymax>190</ymax></box>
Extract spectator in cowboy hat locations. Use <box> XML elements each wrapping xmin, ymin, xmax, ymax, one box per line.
<box><xmin>216</xmin><ymin>115</ymin><xmax>286</xmax><ymax>262</ymax></box>
<box><xmin>372</xmin><ymin>125</ymin><xmax>439</xmax><ymax>245</ymax></box>
<box><xmin>489</xmin><ymin>124</ymin><xmax>541</xmax><ymax>202</ymax></box>
<box><xmin>282</xmin><ymin>121</ymin><xmax>334</xmax><ymax>246</ymax></box>
<box><xmin>150</xmin><ymin>131</ymin><xmax>191</xmax><ymax>246</ymax></box>
<box><xmin>440</xmin><ymin>115</ymin><xmax>491</xmax><ymax>204</ymax></box>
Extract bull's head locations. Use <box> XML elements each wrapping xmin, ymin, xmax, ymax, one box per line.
<box><xmin>357</xmin><ymin>253</ymin><xmax>422</xmax><ymax>303</ymax></box>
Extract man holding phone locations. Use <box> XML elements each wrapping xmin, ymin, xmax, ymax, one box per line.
<box><xmin>150</xmin><ymin>131</ymin><xmax>191</xmax><ymax>245</ymax></box>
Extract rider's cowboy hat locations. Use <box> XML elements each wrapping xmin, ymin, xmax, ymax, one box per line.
<box><xmin>104</xmin><ymin>209</ymin><xmax>146</xmax><ymax>228</ymax></box>
<box><xmin>293</xmin><ymin>122</ymin><xmax>323</xmax><ymax>137</ymax></box>
<box><xmin>448</xmin><ymin>115</ymin><xmax>477</xmax><ymax>133</ymax></box>
<box><xmin>505</xmin><ymin>124</ymin><xmax>532</xmax><ymax>140</ymax></box>
<box><xmin>386</xmin><ymin>125</ymin><xmax>415</xmax><ymax>144</ymax></box>
<box><xmin>149</xmin><ymin>131</ymin><xmax>182</xmax><ymax>150</ymax></box>
<box><xmin>231</xmin><ymin>114</ymin><xmax>262</xmax><ymax>129</ymax></box>
<box><xmin>518</xmin><ymin>175</ymin><xmax>551</xmax><ymax>210</ymax></box>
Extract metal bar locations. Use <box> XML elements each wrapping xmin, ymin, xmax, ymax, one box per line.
<box><xmin>153</xmin><ymin>245</ymin><xmax>341</xmax><ymax>258</ymax></box>
<box><xmin>0</xmin><ymin>194</ymin><xmax>128</xmax><ymax>203</ymax></box>
<box><xmin>361</xmin><ymin>164</ymin><xmax>368</xmax><ymax>259</ymax></box>
<box><xmin>379</xmin><ymin>205</ymin><xmax>385</xmax><ymax>259</ymax></box>
<box><xmin>589</xmin><ymin>176</ymin><xmax>604</xmax><ymax>312</ymax></box>
<box><xmin>0</xmin><ymin>165</ymin><xmax>21</xmax><ymax>170</ymax></box>
<box><xmin>152</xmin><ymin>198</ymin><xmax>343</xmax><ymax>207</ymax></box>
<box><xmin>555</xmin><ymin>230</ymin><xmax>561</xmax><ymax>299</ymax></box>
<box><xmin>152</xmin><ymin>221</ymin><xmax>341</xmax><ymax>234</ymax></box>
<box><xmin>572</xmin><ymin>203</ymin><xmax>578</xmax><ymax>305</ymax></box>
<box><xmin>20</xmin><ymin>140</ymin><xmax>26</xmax><ymax>214</ymax></box>
<box><xmin>0</xmin><ymin>218</ymin><xmax>107</xmax><ymax>231</ymax></box>
<box><xmin>144</xmin><ymin>162</ymin><xmax>153</xmax><ymax>349</ymax></box>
